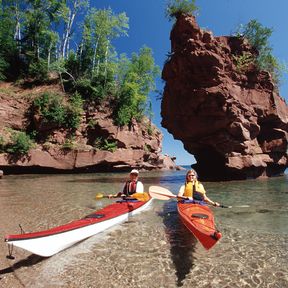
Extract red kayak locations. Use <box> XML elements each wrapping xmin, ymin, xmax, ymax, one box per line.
<box><xmin>5</xmin><ymin>193</ymin><xmax>152</xmax><ymax>257</ymax></box>
<box><xmin>177</xmin><ymin>200</ymin><xmax>222</xmax><ymax>250</ymax></box>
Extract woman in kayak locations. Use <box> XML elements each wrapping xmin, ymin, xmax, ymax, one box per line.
<box><xmin>109</xmin><ymin>169</ymin><xmax>144</xmax><ymax>198</ymax></box>
<box><xmin>178</xmin><ymin>169</ymin><xmax>220</xmax><ymax>207</ymax></box>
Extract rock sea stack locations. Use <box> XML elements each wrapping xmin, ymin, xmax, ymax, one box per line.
<box><xmin>162</xmin><ymin>15</ymin><xmax>288</xmax><ymax>180</ymax></box>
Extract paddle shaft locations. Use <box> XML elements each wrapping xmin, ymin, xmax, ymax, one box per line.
<box><xmin>149</xmin><ymin>186</ymin><xmax>232</xmax><ymax>208</ymax></box>
<box><xmin>149</xmin><ymin>190</ymin><xmax>187</xmax><ymax>200</ymax></box>
<box><xmin>96</xmin><ymin>192</ymin><xmax>150</xmax><ymax>202</ymax></box>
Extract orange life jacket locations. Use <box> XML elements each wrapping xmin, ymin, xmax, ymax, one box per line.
<box><xmin>184</xmin><ymin>180</ymin><xmax>206</xmax><ymax>200</ymax></box>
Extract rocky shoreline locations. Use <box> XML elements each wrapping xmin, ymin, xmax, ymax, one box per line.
<box><xmin>0</xmin><ymin>83</ymin><xmax>181</xmax><ymax>174</ymax></box>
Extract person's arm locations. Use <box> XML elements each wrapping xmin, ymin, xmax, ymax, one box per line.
<box><xmin>108</xmin><ymin>183</ymin><xmax>126</xmax><ymax>198</ymax></box>
<box><xmin>135</xmin><ymin>181</ymin><xmax>144</xmax><ymax>193</ymax></box>
<box><xmin>178</xmin><ymin>185</ymin><xmax>185</xmax><ymax>197</ymax></box>
<box><xmin>203</xmin><ymin>195</ymin><xmax>220</xmax><ymax>207</ymax></box>
<box><xmin>108</xmin><ymin>192</ymin><xmax>122</xmax><ymax>198</ymax></box>
<box><xmin>198</xmin><ymin>183</ymin><xmax>220</xmax><ymax>206</ymax></box>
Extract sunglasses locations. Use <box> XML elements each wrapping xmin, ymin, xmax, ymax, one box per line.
<box><xmin>187</xmin><ymin>174</ymin><xmax>195</xmax><ymax>177</ymax></box>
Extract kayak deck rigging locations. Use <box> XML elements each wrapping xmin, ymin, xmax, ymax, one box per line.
<box><xmin>177</xmin><ymin>200</ymin><xmax>222</xmax><ymax>250</ymax></box>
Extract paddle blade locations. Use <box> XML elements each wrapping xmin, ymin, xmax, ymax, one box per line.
<box><xmin>95</xmin><ymin>193</ymin><xmax>104</xmax><ymax>200</ymax></box>
<box><xmin>131</xmin><ymin>192</ymin><xmax>150</xmax><ymax>202</ymax></box>
<box><xmin>148</xmin><ymin>186</ymin><xmax>176</xmax><ymax>200</ymax></box>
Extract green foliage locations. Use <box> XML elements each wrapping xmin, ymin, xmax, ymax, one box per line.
<box><xmin>234</xmin><ymin>19</ymin><xmax>284</xmax><ymax>85</ymax></box>
<box><xmin>166</xmin><ymin>0</ymin><xmax>198</xmax><ymax>21</ymax></box>
<box><xmin>147</xmin><ymin>124</ymin><xmax>153</xmax><ymax>136</ymax></box>
<box><xmin>0</xmin><ymin>2</ymin><xmax>19</xmax><ymax>80</ymax></box>
<box><xmin>62</xmin><ymin>138</ymin><xmax>76</xmax><ymax>150</ymax></box>
<box><xmin>28</xmin><ymin>58</ymin><xmax>49</xmax><ymax>81</ymax></box>
<box><xmin>33</xmin><ymin>92</ymin><xmax>66</xmax><ymax>126</ymax></box>
<box><xmin>114</xmin><ymin>47</ymin><xmax>160</xmax><ymax>126</ymax></box>
<box><xmin>64</xmin><ymin>7</ymin><xmax>129</xmax><ymax>100</ymax></box>
<box><xmin>144</xmin><ymin>144</ymin><xmax>152</xmax><ymax>152</ymax></box>
<box><xmin>0</xmin><ymin>3</ymin><xmax>159</xmax><ymax>129</ymax></box>
<box><xmin>232</xmin><ymin>52</ymin><xmax>254</xmax><ymax>73</ymax></box>
<box><xmin>75</xmin><ymin>78</ymin><xmax>98</xmax><ymax>99</ymax></box>
<box><xmin>81</xmin><ymin>7</ymin><xmax>129</xmax><ymax>76</ymax></box>
<box><xmin>93</xmin><ymin>137</ymin><xmax>117</xmax><ymax>152</ymax></box>
<box><xmin>6</xmin><ymin>132</ymin><xmax>33</xmax><ymax>155</ymax></box>
<box><xmin>236</xmin><ymin>20</ymin><xmax>273</xmax><ymax>52</ymax></box>
<box><xmin>87</xmin><ymin>118</ymin><xmax>97</xmax><ymax>128</ymax></box>
<box><xmin>0</xmin><ymin>56</ymin><xmax>8</xmax><ymax>81</ymax></box>
<box><xmin>65</xmin><ymin>92</ymin><xmax>84</xmax><ymax>130</ymax></box>
<box><xmin>33</xmin><ymin>92</ymin><xmax>83</xmax><ymax>130</ymax></box>
<box><xmin>75</xmin><ymin>65</ymin><xmax>117</xmax><ymax>101</ymax></box>
<box><xmin>0</xmin><ymin>135</ymin><xmax>5</xmax><ymax>152</ymax></box>
<box><xmin>114</xmin><ymin>81</ymin><xmax>143</xmax><ymax>126</ymax></box>
<box><xmin>64</xmin><ymin>51</ymin><xmax>80</xmax><ymax>80</ymax></box>
<box><xmin>102</xmin><ymin>139</ymin><xmax>117</xmax><ymax>152</ymax></box>
<box><xmin>28</xmin><ymin>130</ymin><xmax>38</xmax><ymax>140</ymax></box>
<box><xmin>256</xmin><ymin>53</ymin><xmax>286</xmax><ymax>86</ymax></box>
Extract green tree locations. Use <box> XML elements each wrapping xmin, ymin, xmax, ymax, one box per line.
<box><xmin>59</xmin><ymin>0</ymin><xmax>88</xmax><ymax>59</ymax></box>
<box><xmin>235</xmin><ymin>19</ymin><xmax>284</xmax><ymax>86</ymax></box>
<box><xmin>81</xmin><ymin>7</ymin><xmax>129</xmax><ymax>78</ymax></box>
<box><xmin>114</xmin><ymin>47</ymin><xmax>160</xmax><ymax>126</ymax></box>
<box><xmin>6</xmin><ymin>131</ymin><xmax>33</xmax><ymax>155</ymax></box>
<box><xmin>0</xmin><ymin>0</ymin><xmax>21</xmax><ymax>79</ymax></box>
<box><xmin>66</xmin><ymin>7</ymin><xmax>129</xmax><ymax>100</ymax></box>
<box><xmin>166</xmin><ymin>0</ymin><xmax>198</xmax><ymax>21</ymax></box>
<box><xmin>237</xmin><ymin>20</ymin><xmax>273</xmax><ymax>52</ymax></box>
<box><xmin>65</xmin><ymin>92</ymin><xmax>84</xmax><ymax>130</ymax></box>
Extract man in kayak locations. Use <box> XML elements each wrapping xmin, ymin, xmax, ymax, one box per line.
<box><xmin>108</xmin><ymin>169</ymin><xmax>144</xmax><ymax>198</ymax></box>
<box><xmin>178</xmin><ymin>169</ymin><xmax>220</xmax><ymax>207</ymax></box>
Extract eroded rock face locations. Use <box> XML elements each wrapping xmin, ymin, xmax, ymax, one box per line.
<box><xmin>0</xmin><ymin>85</ymin><xmax>178</xmax><ymax>174</ymax></box>
<box><xmin>162</xmin><ymin>15</ymin><xmax>288</xmax><ymax>180</ymax></box>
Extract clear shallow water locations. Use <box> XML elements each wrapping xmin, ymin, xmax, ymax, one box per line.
<box><xmin>0</xmin><ymin>170</ymin><xmax>287</xmax><ymax>287</ymax></box>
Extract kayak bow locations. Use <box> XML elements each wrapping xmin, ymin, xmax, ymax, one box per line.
<box><xmin>5</xmin><ymin>193</ymin><xmax>152</xmax><ymax>257</ymax></box>
<box><xmin>177</xmin><ymin>200</ymin><xmax>222</xmax><ymax>250</ymax></box>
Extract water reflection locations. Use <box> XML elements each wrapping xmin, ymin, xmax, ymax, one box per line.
<box><xmin>160</xmin><ymin>201</ymin><xmax>197</xmax><ymax>287</ymax></box>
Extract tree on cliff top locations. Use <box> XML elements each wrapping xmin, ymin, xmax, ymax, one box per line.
<box><xmin>235</xmin><ymin>19</ymin><xmax>285</xmax><ymax>86</ymax></box>
<box><xmin>0</xmin><ymin>2</ymin><xmax>159</xmax><ymax>129</ymax></box>
<box><xmin>165</xmin><ymin>0</ymin><xmax>198</xmax><ymax>21</ymax></box>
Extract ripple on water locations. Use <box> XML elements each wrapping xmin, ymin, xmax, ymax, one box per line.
<box><xmin>19</xmin><ymin>207</ymin><xmax>287</xmax><ymax>288</ymax></box>
<box><xmin>1</xmin><ymin>173</ymin><xmax>287</xmax><ymax>288</ymax></box>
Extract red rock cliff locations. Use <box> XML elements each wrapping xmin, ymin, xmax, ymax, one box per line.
<box><xmin>0</xmin><ymin>83</ymin><xmax>177</xmax><ymax>174</ymax></box>
<box><xmin>162</xmin><ymin>15</ymin><xmax>288</xmax><ymax>180</ymax></box>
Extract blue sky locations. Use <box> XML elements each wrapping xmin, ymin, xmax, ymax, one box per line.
<box><xmin>87</xmin><ymin>0</ymin><xmax>288</xmax><ymax>165</ymax></box>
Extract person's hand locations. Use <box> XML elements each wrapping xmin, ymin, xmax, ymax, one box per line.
<box><xmin>108</xmin><ymin>194</ymin><xmax>114</xmax><ymax>199</ymax></box>
<box><xmin>213</xmin><ymin>202</ymin><xmax>220</xmax><ymax>207</ymax></box>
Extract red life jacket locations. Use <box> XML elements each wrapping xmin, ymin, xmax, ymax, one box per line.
<box><xmin>122</xmin><ymin>181</ymin><xmax>138</xmax><ymax>196</ymax></box>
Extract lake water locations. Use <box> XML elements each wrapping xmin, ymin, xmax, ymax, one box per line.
<box><xmin>0</xmin><ymin>169</ymin><xmax>287</xmax><ymax>287</ymax></box>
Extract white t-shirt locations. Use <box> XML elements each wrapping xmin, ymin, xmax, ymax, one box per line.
<box><xmin>135</xmin><ymin>181</ymin><xmax>144</xmax><ymax>193</ymax></box>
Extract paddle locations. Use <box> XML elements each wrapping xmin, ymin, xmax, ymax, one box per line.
<box><xmin>95</xmin><ymin>192</ymin><xmax>149</xmax><ymax>202</ymax></box>
<box><xmin>148</xmin><ymin>186</ymin><xmax>187</xmax><ymax>200</ymax></box>
<box><xmin>148</xmin><ymin>186</ymin><xmax>235</xmax><ymax>208</ymax></box>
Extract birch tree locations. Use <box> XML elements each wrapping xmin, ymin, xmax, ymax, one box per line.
<box><xmin>60</xmin><ymin>0</ymin><xmax>88</xmax><ymax>59</ymax></box>
<box><xmin>82</xmin><ymin>8</ymin><xmax>129</xmax><ymax>78</ymax></box>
